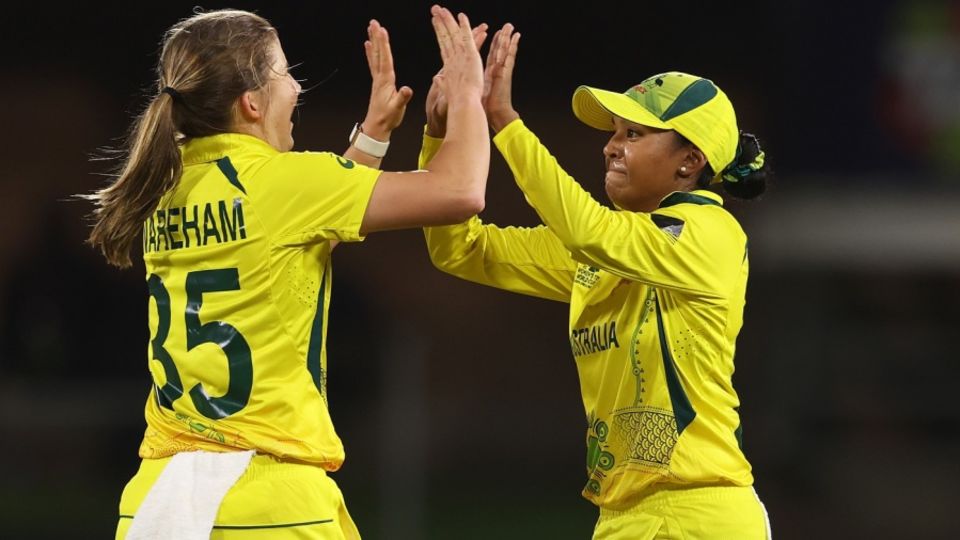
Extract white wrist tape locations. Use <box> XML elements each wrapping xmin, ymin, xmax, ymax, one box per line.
<box><xmin>349</xmin><ymin>123</ymin><xmax>390</xmax><ymax>158</ymax></box>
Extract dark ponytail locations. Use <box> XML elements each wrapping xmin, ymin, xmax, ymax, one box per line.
<box><xmin>718</xmin><ymin>132</ymin><xmax>769</xmax><ymax>200</ymax></box>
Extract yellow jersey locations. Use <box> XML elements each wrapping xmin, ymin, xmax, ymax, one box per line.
<box><xmin>138</xmin><ymin>133</ymin><xmax>379</xmax><ymax>470</ymax></box>
<box><xmin>423</xmin><ymin>120</ymin><xmax>754</xmax><ymax>509</ymax></box>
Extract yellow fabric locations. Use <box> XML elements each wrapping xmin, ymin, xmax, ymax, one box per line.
<box><xmin>116</xmin><ymin>454</ymin><xmax>360</xmax><ymax>539</ymax></box>
<box><xmin>593</xmin><ymin>485</ymin><xmax>768</xmax><ymax>539</ymax></box>
<box><xmin>423</xmin><ymin>121</ymin><xmax>754</xmax><ymax>510</ymax></box>
<box><xmin>421</xmin><ymin>131</ymin><xmax>576</xmax><ymax>301</ymax></box>
<box><xmin>572</xmin><ymin>72</ymin><xmax>739</xmax><ymax>179</ymax></box>
<box><xmin>421</xmin><ymin>131</ymin><xmax>577</xmax><ymax>301</ymax></box>
<box><xmin>139</xmin><ymin>132</ymin><xmax>380</xmax><ymax>469</ymax></box>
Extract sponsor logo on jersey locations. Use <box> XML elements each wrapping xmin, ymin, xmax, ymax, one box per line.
<box><xmin>575</xmin><ymin>265</ymin><xmax>601</xmax><ymax>288</ymax></box>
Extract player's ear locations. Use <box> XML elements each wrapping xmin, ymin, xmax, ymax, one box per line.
<box><xmin>236</xmin><ymin>89</ymin><xmax>263</xmax><ymax>123</ymax></box>
<box><xmin>677</xmin><ymin>146</ymin><xmax>707</xmax><ymax>180</ymax></box>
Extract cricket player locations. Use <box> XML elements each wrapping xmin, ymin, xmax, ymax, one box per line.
<box><xmin>422</xmin><ymin>24</ymin><xmax>773</xmax><ymax>539</ymax></box>
<box><xmin>85</xmin><ymin>6</ymin><xmax>488</xmax><ymax>539</ymax></box>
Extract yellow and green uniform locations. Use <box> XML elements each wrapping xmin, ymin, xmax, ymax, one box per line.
<box><xmin>423</xmin><ymin>121</ymin><xmax>756</xmax><ymax>513</ymax></box>
<box><xmin>119</xmin><ymin>132</ymin><xmax>378</xmax><ymax>536</ymax></box>
<box><xmin>139</xmin><ymin>132</ymin><xmax>378</xmax><ymax>466</ymax></box>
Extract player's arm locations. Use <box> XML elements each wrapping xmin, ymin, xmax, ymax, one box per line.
<box><xmin>494</xmin><ymin>120</ymin><xmax>744</xmax><ymax>299</ymax></box>
<box><xmin>342</xmin><ymin>19</ymin><xmax>413</xmax><ymax>169</ymax></box>
<box><xmin>422</xmin><ymin>131</ymin><xmax>575</xmax><ymax>302</ymax></box>
<box><xmin>358</xmin><ymin>7</ymin><xmax>490</xmax><ymax>234</ymax></box>
<box><xmin>482</xmin><ymin>24</ymin><xmax>741</xmax><ymax>298</ymax></box>
<box><xmin>417</xmin><ymin>33</ymin><xmax>574</xmax><ymax>304</ymax></box>
<box><xmin>424</xmin><ymin>217</ymin><xmax>577</xmax><ymax>303</ymax></box>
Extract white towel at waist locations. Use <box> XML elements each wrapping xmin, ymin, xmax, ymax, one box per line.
<box><xmin>126</xmin><ymin>449</ymin><xmax>255</xmax><ymax>540</ymax></box>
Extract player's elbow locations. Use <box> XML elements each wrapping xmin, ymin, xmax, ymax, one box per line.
<box><xmin>426</xmin><ymin>242</ymin><xmax>456</xmax><ymax>272</ymax></box>
<box><xmin>425</xmin><ymin>231</ymin><xmax>470</xmax><ymax>275</ymax></box>
<box><xmin>430</xmin><ymin>166</ymin><xmax>486</xmax><ymax>221</ymax></box>
<box><xmin>563</xmin><ymin>234</ymin><xmax>598</xmax><ymax>255</ymax></box>
<box><xmin>458</xmin><ymin>194</ymin><xmax>485</xmax><ymax>219</ymax></box>
<box><xmin>442</xmin><ymin>192</ymin><xmax>484</xmax><ymax>223</ymax></box>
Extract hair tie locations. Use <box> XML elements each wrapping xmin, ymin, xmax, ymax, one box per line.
<box><xmin>161</xmin><ymin>86</ymin><xmax>182</xmax><ymax>102</ymax></box>
<box><xmin>721</xmin><ymin>132</ymin><xmax>765</xmax><ymax>183</ymax></box>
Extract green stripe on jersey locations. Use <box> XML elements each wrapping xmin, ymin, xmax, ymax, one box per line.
<box><xmin>654</xmin><ymin>291</ymin><xmax>697</xmax><ymax>434</ymax></box>
<box><xmin>213</xmin><ymin>519</ymin><xmax>334</xmax><ymax>530</ymax></box>
<box><xmin>216</xmin><ymin>156</ymin><xmax>247</xmax><ymax>194</ymax></box>
<box><xmin>307</xmin><ymin>265</ymin><xmax>329</xmax><ymax>398</ymax></box>
<box><xmin>118</xmin><ymin>515</ymin><xmax>334</xmax><ymax>530</ymax></box>
<box><xmin>659</xmin><ymin>192</ymin><xmax>721</xmax><ymax>208</ymax></box>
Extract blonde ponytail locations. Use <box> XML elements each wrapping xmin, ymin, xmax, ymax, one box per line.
<box><xmin>85</xmin><ymin>92</ymin><xmax>182</xmax><ymax>267</ymax></box>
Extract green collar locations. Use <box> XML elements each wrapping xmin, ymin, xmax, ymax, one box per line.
<box><xmin>658</xmin><ymin>190</ymin><xmax>723</xmax><ymax>209</ymax></box>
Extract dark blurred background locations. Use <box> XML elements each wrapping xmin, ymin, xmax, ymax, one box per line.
<box><xmin>2</xmin><ymin>0</ymin><xmax>958</xmax><ymax>538</ymax></box>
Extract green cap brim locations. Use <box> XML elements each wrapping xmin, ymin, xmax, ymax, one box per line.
<box><xmin>572</xmin><ymin>86</ymin><xmax>671</xmax><ymax>132</ymax></box>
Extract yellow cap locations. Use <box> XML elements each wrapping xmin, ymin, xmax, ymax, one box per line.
<box><xmin>572</xmin><ymin>72</ymin><xmax>739</xmax><ymax>181</ymax></box>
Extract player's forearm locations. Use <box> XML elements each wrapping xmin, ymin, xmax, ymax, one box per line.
<box><xmin>488</xmin><ymin>107</ymin><xmax>520</xmax><ymax>134</ymax></box>
<box><xmin>493</xmin><ymin>119</ymin><xmax>609</xmax><ymax>252</ymax></box>
<box><xmin>425</xmin><ymin>219</ymin><xmax>575</xmax><ymax>302</ymax></box>
<box><xmin>424</xmin><ymin>95</ymin><xmax>489</xmax><ymax>210</ymax></box>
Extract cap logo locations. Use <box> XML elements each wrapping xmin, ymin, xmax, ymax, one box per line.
<box><xmin>625</xmin><ymin>83</ymin><xmax>665</xmax><ymax>117</ymax></box>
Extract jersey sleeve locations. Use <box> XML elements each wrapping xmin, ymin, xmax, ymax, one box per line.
<box><xmin>418</xmin><ymin>126</ymin><xmax>576</xmax><ymax>303</ymax></box>
<box><xmin>425</xmin><ymin>218</ymin><xmax>577</xmax><ymax>303</ymax></box>
<box><xmin>417</xmin><ymin>125</ymin><xmax>444</xmax><ymax>170</ymax></box>
<box><xmin>493</xmin><ymin>120</ymin><xmax>747</xmax><ymax>300</ymax></box>
<box><xmin>252</xmin><ymin>151</ymin><xmax>381</xmax><ymax>245</ymax></box>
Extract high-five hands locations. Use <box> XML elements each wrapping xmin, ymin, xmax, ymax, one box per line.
<box><xmin>483</xmin><ymin>24</ymin><xmax>521</xmax><ymax>133</ymax></box>
<box><xmin>361</xmin><ymin>19</ymin><xmax>414</xmax><ymax>142</ymax></box>
<box><xmin>426</xmin><ymin>24</ymin><xmax>488</xmax><ymax>138</ymax></box>
<box><xmin>429</xmin><ymin>6</ymin><xmax>486</xmax><ymax>117</ymax></box>
<box><xmin>425</xmin><ymin>20</ymin><xmax>521</xmax><ymax>137</ymax></box>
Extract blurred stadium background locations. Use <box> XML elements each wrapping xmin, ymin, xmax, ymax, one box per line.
<box><xmin>1</xmin><ymin>1</ymin><xmax>958</xmax><ymax>538</ymax></box>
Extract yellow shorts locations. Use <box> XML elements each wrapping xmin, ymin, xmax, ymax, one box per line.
<box><xmin>593</xmin><ymin>485</ymin><xmax>770</xmax><ymax>540</ymax></box>
<box><xmin>116</xmin><ymin>454</ymin><xmax>360</xmax><ymax>539</ymax></box>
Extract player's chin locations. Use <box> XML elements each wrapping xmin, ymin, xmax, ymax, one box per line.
<box><xmin>604</xmin><ymin>171</ymin><xmax>628</xmax><ymax>189</ymax></box>
<box><xmin>603</xmin><ymin>178</ymin><xmax>622</xmax><ymax>203</ymax></box>
<box><xmin>604</xmin><ymin>184</ymin><xmax>637</xmax><ymax>211</ymax></box>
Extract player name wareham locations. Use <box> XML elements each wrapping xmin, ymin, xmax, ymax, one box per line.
<box><xmin>143</xmin><ymin>198</ymin><xmax>247</xmax><ymax>253</ymax></box>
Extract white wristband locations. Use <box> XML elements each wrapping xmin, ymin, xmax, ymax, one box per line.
<box><xmin>349</xmin><ymin>123</ymin><xmax>390</xmax><ymax>158</ymax></box>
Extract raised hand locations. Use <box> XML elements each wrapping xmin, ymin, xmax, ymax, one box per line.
<box><xmin>426</xmin><ymin>23</ymin><xmax>488</xmax><ymax>138</ymax></box>
<box><xmin>483</xmin><ymin>23</ymin><xmax>521</xmax><ymax>133</ymax></box>
<box><xmin>362</xmin><ymin>19</ymin><xmax>414</xmax><ymax>141</ymax></box>
<box><xmin>429</xmin><ymin>6</ymin><xmax>485</xmax><ymax>116</ymax></box>
<box><xmin>355</xmin><ymin>5</ymin><xmax>489</xmax><ymax>234</ymax></box>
